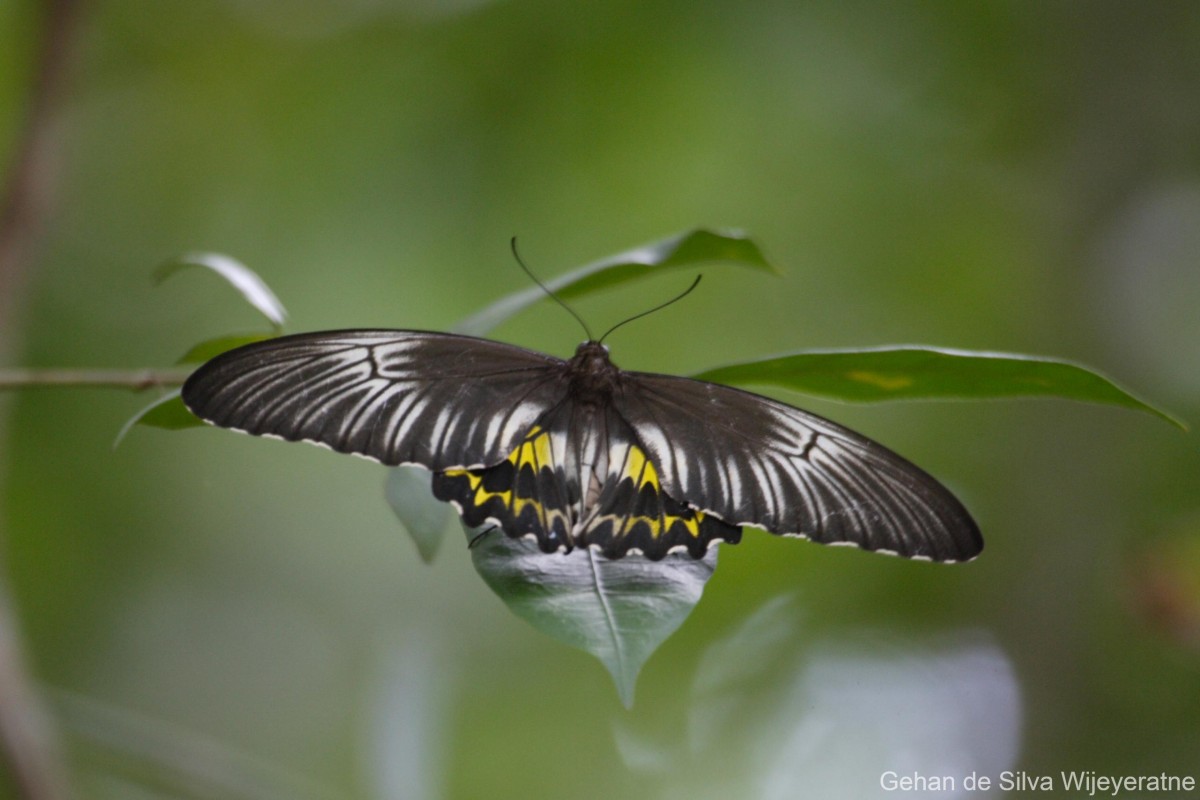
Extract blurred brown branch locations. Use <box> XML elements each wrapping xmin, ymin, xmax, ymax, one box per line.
<box><xmin>0</xmin><ymin>1</ymin><xmax>88</xmax><ymax>799</ymax></box>
<box><xmin>0</xmin><ymin>0</ymin><xmax>82</xmax><ymax>340</ymax></box>
<box><xmin>0</xmin><ymin>369</ymin><xmax>191</xmax><ymax>391</ymax></box>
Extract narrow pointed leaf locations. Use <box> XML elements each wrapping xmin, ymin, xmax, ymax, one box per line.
<box><xmin>692</xmin><ymin>346</ymin><xmax>1185</xmax><ymax>429</ymax></box>
<box><xmin>468</xmin><ymin>526</ymin><xmax>718</xmax><ymax>707</ymax></box>
<box><xmin>177</xmin><ymin>333</ymin><xmax>279</xmax><ymax>364</ymax></box>
<box><xmin>156</xmin><ymin>253</ymin><xmax>287</xmax><ymax>330</ymax></box>
<box><xmin>384</xmin><ymin>467</ymin><xmax>451</xmax><ymax>563</ymax></box>
<box><xmin>115</xmin><ymin>390</ymin><xmax>202</xmax><ymax>448</ymax></box>
<box><xmin>455</xmin><ymin>228</ymin><xmax>777</xmax><ymax>336</ymax></box>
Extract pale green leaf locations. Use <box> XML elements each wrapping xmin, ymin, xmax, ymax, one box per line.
<box><xmin>384</xmin><ymin>467</ymin><xmax>451</xmax><ymax>563</ymax></box>
<box><xmin>468</xmin><ymin>525</ymin><xmax>718</xmax><ymax>707</ymax></box>
<box><xmin>156</xmin><ymin>253</ymin><xmax>287</xmax><ymax>330</ymax></box>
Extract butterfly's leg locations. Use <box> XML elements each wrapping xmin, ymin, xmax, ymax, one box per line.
<box><xmin>468</xmin><ymin>525</ymin><xmax>498</xmax><ymax>549</ymax></box>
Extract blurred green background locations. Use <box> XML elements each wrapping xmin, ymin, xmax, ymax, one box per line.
<box><xmin>3</xmin><ymin>1</ymin><xmax>1199</xmax><ymax>797</ymax></box>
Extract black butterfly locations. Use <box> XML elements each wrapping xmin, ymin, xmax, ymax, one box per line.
<box><xmin>181</xmin><ymin>329</ymin><xmax>982</xmax><ymax>562</ymax></box>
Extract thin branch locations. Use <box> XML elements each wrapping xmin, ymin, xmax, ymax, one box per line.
<box><xmin>0</xmin><ymin>368</ymin><xmax>192</xmax><ymax>391</ymax></box>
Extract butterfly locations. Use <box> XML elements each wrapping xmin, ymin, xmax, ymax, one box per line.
<box><xmin>181</xmin><ymin>328</ymin><xmax>982</xmax><ymax>563</ymax></box>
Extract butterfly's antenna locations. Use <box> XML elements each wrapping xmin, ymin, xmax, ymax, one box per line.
<box><xmin>511</xmin><ymin>237</ymin><xmax>594</xmax><ymax>341</ymax></box>
<box><xmin>598</xmin><ymin>274</ymin><xmax>703</xmax><ymax>344</ymax></box>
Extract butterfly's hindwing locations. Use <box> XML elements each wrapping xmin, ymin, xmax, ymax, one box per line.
<box><xmin>432</xmin><ymin>425</ymin><xmax>575</xmax><ymax>553</ymax></box>
<box><xmin>579</xmin><ymin>429</ymin><xmax>741</xmax><ymax>559</ymax></box>
<box><xmin>432</xmin><ymin>407</ymin><xmax>743</xmax><ymax>560</ymax></box>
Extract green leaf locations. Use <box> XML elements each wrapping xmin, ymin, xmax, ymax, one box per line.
<box><xmin>692</xmin><ymin>346</ymin><xmax>1186</xmax><ymax>430</ymax></box>
<box><xmin>156</xmin><ymin>253</ymin><xmax>287</xmax><ymax>330</ymax></box>
<box><xmin>454</xmin><ymin>228</ymin><xmax>777</xmax><ymax>336</ymax></box>
<box><xmin>114</xmin><ymin>391</ymin><xmax>202</xmax><ymax>448</ymax></box>
<box><xmin>384</xmin><ymin>467</ymin><xmax>451</xmax><ymax>564</ymax></box>
<box><xmin>468</xmin><ymin>525</ymin><xmax>719</xmax><ymax>707</ymax></box>
<box><xmin>177</xmin><ymin>333</ymin><xmax>279</xmax><ymax>364</ymax></box>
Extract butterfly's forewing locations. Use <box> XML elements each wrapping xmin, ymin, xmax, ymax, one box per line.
<box><xmin>614</xmin><ymin>373</ymin><xmax>982</xmax><ymax>562</ymax></box>
<box><xmin>181</xmin><ymin>330</ymin><xmax>569</xmax><ymax>470</ymax></box>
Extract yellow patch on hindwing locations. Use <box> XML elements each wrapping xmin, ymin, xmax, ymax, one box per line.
<box><xmin>439</xmin><ymin>431</ymin><xmax>730</xmax><ymax>556</ymax></box>
<box><xmin>442</xmin><ymin>426</ymin><xmax>560</xmax><ymax>529</ymax></box>
<box><xmin>511</xmin><ymin>424</ymin><xmax>554</xmax><ymax>473</ymax></box>
<box><xmin>611</xmin><ymin>443</ymin><xmax>704</xmax><ymax>540</ymax></box>
<box><xmin>624</xmin><ymin>444</ymin><xmax>660</xmax><ymax>491</ymax></box>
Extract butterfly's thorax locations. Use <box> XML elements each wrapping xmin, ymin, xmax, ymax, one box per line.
<box><xmin>565</xmin><ymin>341</ymin><xmax>621</xmax><ymax>403</ymax></box>
<box><xmin>560</xmin><ymin>343</ymin><xmax>617</xmax><ymax>529</ymax></box>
